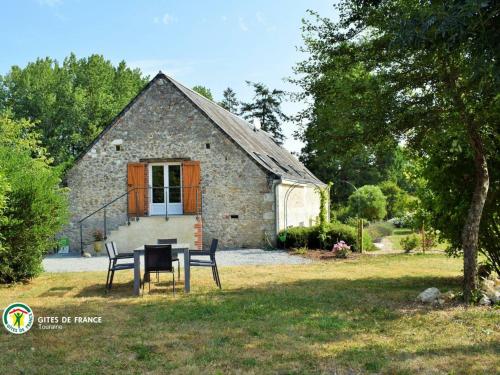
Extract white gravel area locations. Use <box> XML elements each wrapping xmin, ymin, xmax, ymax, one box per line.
<box><xmin>43</xmin><ymin>249</ymin><xmax>311</xmax><ymax>273</ymax></box>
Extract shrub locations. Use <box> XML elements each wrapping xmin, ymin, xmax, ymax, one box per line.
<box><xmin>422</xmin><ymin>230</ymin><xmax>438</xmax><ymax>250</ymax></box>
<box><xmin>0</xmin><ymin>113</ymin><xmax>69</xmax><ymax>283</ymax></box>
<box><xmin>366</xmin><ymin>222</ymin><xmax>394</xmax><ymax>242</ymax></box>
<box><xmin>93</xmin><ymin>229</ymin><xmax>104</xmax><ymax>241</ymax></box>
<box><xmin>344</xmin><ymin>216</ymin><xmax>359</xmax><ymax>228</ymax></box>
<box><xmin>332</xmin><ymin>241</ymin><xmax>350</xmax><ymax>258</ymax></box>
<box><xmin>401</xmin><ymin>234</ymin><xmax>420</xmax><ymax>253</ymax></box>
<box><xmin>280</xmin><ymin>222</ymin><xmax>375</xmax><ymax>252</ymax></box>
<box><xmin>348</xmin><ymin>185</ymin><xmax>387</xmax><ymax>221</ymax></box>
<box><xmin>282</xmin><ymin>226</ymin><xmax>313</xmax><ymax>248</ymax></box>
<box><xmin>333</xmin><ymin>205</ymin><xmax>351</xmax><ymax>224</ymax></box>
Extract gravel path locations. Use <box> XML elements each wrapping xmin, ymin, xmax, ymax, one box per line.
<box><xmin>43</xmin><ymin>249</ymin><xmax>311</xmax><ymax>273</ymax></box>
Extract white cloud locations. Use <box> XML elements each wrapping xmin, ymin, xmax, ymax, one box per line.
<box><xmin>162</xmin><ymin>13</ymin><xmax>174</xmax><ymax>25</ymax></box>
<box><xmin>38</xmin><ymin>0</ymin><xmax>62</xmax><ymax>6</ymax></box>
<box><xmin>153</xmin><ymin>13</ymin><xmax>176</xmax><ymax>26</ymax></box>
<box><xmin>238</xmin><ymin>16</ymin><xmax>249</xmax><ymax>32</ymax></box>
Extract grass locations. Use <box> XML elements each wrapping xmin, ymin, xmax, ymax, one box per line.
<box><xmin>387</xmin><ymin>228</ymin><xmax>449</xmax><ymax>252</ymax></box>
<box><xmin>1</xmin><ymin>254</ymin><xmax>499</xmax><ymax>374</ymax></box>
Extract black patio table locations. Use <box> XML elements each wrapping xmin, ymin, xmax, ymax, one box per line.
<box><xmin>133</xmin><ymin>244</ymin><xmax>190</xmax><ymax>296</ymax></box>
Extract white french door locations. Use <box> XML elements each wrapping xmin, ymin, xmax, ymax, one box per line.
<box><xmin>149</xmin><ymin>163</ymin><xmax>183</xmax><ymax>215</ymax></box>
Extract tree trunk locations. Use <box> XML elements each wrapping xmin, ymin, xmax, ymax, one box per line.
<box><xmin>461</xmin><ymin>125</ymin><xmax>489</xmax><ymax>304</ymax></box>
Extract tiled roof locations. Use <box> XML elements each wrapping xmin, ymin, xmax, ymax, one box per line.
<box><xmin>165</xmin><ymin>74</ymin><xmax>324</xmax><ymax>185</ymax></box>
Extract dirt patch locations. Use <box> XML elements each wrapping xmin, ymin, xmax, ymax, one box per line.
<box><xmin>290</xmin><ymin>249</ymin><xmax>363</xmax><ymax>261</ymax></box>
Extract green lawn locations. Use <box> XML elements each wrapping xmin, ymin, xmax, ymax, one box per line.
<box><xmin>387</xmin><ymin>228</ymin><xmax>449</xmax><ymax>252</ymax></box>
<box><xmin>1</xmin><ymin>254</ymin><xmax>499</xmax><ymax>374</ymax></box>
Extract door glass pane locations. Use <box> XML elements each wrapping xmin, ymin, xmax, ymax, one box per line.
<box><xmin>152</xmin><ymin>166</ymin><xmax>164</xmax><ymax>203</ymax></box>
<box><xmin>168</xmin><ymin>165</ymin><xmax>181</xmax><ymax>203</ymax></box>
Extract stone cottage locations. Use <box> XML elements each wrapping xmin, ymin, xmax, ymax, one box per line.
<box><xmin>63</xmin><ymin>72</ymin><xmax>325</xmax><ymax>253</ymax></box>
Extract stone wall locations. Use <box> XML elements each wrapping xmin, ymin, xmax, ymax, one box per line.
<box><xmin>63</xmin><ymin>78</ymin><xmax>275</xmax><ymax>251</ymax></box>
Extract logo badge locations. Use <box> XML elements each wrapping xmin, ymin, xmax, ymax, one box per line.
<box><xmin>2</xmin><ymin>302</ymin><xmax>34</xmax><ymax>334</ymax></box>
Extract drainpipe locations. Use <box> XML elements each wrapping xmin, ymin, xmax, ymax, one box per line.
<box><xmin>274</xmin><ymin>179</ymin><xmax>282</xmax><ymax>236</ymax></box>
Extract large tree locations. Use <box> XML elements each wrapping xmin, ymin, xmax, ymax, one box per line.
<box><xmin>219</xmin><ymin>87</ymin><xmax>239</xmax><ymax>113</ymax></box>
<box><xmin>240</xmin><ymin>81</ymin><xmax>288</xmax><ymax>144</ymax></box>
<box><xmin>294</xmin><ymin>1</ymin><xmax>499</xmax><ymax>302</ymax></box>
<box><xmin>192</xmin><ymin>85</ymin><xmax>214</xmax><ymax>100</ymax></box>
<box><xmin>0</xmin><ymin>54</ymin><xmax>147</xmax><ymax>166</ymax></box>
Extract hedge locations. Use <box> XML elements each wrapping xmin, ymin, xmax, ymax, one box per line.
<box><xmin>365</xmin><ymin>222</ymin><xmax>394</xmax><ymax>242</ymax></box>
<box><xmin>279</xmin><ymin>223</ymin><xmax>374</xmax><ymax>251</ymax></box>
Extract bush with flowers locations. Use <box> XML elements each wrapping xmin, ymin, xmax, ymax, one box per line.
<box><xmin>332</xmin><ymin>240</ymin><xmax>351</xmax><ymax>258</ymax></box>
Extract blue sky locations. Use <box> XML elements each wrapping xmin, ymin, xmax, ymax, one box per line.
<box><xmin>0</xmin><ymin>0</ymin><xmax>337</xmax><ymax>153</ymax></box>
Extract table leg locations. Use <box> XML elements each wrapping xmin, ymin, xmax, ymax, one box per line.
<box><xmin>133</xmin><ymin>251</ymin><xmax>141</xmax><ymax>296</ymax></box>
<box><xmin>184</xmin><ymin>248</ymin><xmax>190</xmax><ymax>293</ymax></box>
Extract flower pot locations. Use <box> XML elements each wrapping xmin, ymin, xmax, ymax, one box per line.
<box><xmin>94</xmin><ymin>241</ymin><xmax>103</xmax><ymax>253</ymax></box>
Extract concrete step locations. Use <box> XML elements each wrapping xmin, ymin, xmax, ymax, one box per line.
<box><xmin>106</xmin><ymin>215</ymin><xmax>198</xmax><ymax>252</ymax></box>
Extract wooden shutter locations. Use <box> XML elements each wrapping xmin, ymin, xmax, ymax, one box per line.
<box><xmin>182</xmin><ymin>161</ymin><xmax>201</xmax><ymax>214</ymax></box>
<box><xmin>127</xmin><ymin>163</ymin><xmax>148</xmax><ymax>216</ymax></box>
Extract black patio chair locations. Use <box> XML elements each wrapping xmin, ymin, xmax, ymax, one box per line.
<box><xmin>189</xmin><ymin>239</ymin><xmax>221</xmax><ymax>289</ymax></box>
<box><xmin>105</xmin><ymin>242</ymin><xmax>134</xmax><ymax>291</ymax></box>
<box><xmin>111</xmin><ymin>241</ymin><xmax>134</xmax><ymax>260</ymax></box>
<box><xmin>143</xmin><ymin>244</ymin><xmax>176</xmax><ymax>296</ymax></box>
<box><xmin>157</xmin><ymin>239</ymin><xmax>180</xmax><ymax>280</ymax></box>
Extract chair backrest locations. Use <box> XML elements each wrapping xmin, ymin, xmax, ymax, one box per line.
<box><xmin>157</xmin><ymin>238</ymin><xmax>177</xmax><ymax>245</ymax></box>
<box><xmin>144</xmin><ymin>245</ymin><xmax>173</xmax><ymax>273</ymax></box>
<box><xmin>105</xmin><ymin>242</ymin><xmax>115</xmax><ymax>260</ymax></box>
<box><xmin>209</xmin><ymin>239</ymin><xmax>218</xmax><ymax>259</ymax></box>
<box><xmin>111</xmin><ymin>241</ymin><xmax>119</xmax><ymax>257</ymax></box>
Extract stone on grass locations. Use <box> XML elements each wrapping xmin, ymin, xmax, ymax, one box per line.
<box><xmin>479</xmin><ymin>295</ymin><xmax>491</xmax><ymax>306</ymax></box>
<box><xmin>417</xmin><ymin>287</ymin><xmax>441</xmax><ymax>303</ymax></box>
<box><xmin>489</xmin><ymin>291</ymin><xmax>500</xmax><ymax>304</ymax></box>
<box><xmin>480</xmin><ymin>278</ymin><xmax>500</xmax><ymax>304</ymax></box>
<box><xmin>83</xmin><ymin>252</ymin><xmax>92</xmax><ymax>258</ymax></box>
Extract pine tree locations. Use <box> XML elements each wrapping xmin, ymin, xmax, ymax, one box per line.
<box><xmin>240</xmin><ymin>81</ymin><xmax>288</xmax><ymax>144</ymax></box>
<box><xmin>219</xmin><ymin>87</ymin><xmax>239</xmax><ymax>114</ymax></box>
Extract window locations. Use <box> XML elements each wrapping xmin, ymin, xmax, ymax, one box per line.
<box><xmin>168</xmin><ymin>165</ymin><xmax>181</xmax><ymax>203</ymax></box>
<box><xmin>205</xmin><ymin>143</ymin><xmax>211</xmax><ymax>149</ymax></box>
<box><xmin>115</xmin><ymin>144</ymin><xmax>122</xmax><ymax>151</ymax></box>
<box><xmin>268</xmin><ymin>155</ymin><xmax>289</xmax><ymax>173</ymax></box>
<box><xmin>152</xmin><ymin>166</ymin><xmax>164</xmax><ymax>203</ymax></box>
<box><xmin>253</xmin><ymin>152</ymin><xmax>274</xmax><ymax>170</ymax></box>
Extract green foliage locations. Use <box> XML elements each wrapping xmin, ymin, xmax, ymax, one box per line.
<box><xmin>240</xmin><ymin>81</ymin><xmax>288</xmax><ymax>144</ymax></box>
<box><xmin>401</xmin><ymin>234</ymin><xmax>420</xmax><ymax>253</ymax></box>
<box><xmin>366</xmin><ymin>222</ymin><xmax>394</xmax><ymax>242</ymax></box>
<box><xmin>348</xmin><ymin>185</ymin><xmax>387</xmax><ymax>221</ymax></box>
<box><xmin>0</xmin><ymin>112</ymin><xmax>69</xmax><ymax>283</ymax></box>
<box><xmin>293</xmin><ymin>0</ymin><xmax>499</xmax><ymax>299</ymax></box>
<box><xmin>279</xmin><ymin>222</ymin><xmax>374</xmax><ymax>252</ymax></box>
<box><xmin>378</xmin><ymin>181</ymin><xmax>413</xmax><ymax>219</ymax></box>
<box><xmin>1</xmin><ymin>54</ymin><xmax>147</xmax><ymax>165</ymax></box>
<box><xmin>414</xmin><ymin>133</ymin><xmax>500</xmax><ymax>275</ymax></box>
<box><xmin>333</xmin><ymin>205</ymin><xmax>351</xmax><ymax>224</ymax></box>
<box><xmin>219</xmin><ymin>87</ymin><xmax>239</xmax><ymax>113</ymax></box>
<box><xmin>192</xmin><ymin>85</ymin><xmax>214</xmax><ymax>100</ymax></box>
<box><xmin>282</xmin><ymin>226</ymin><xmax>311</xmax><ymax>248</ymax></box>
<box><xmin>316</xmin><ymin>182</ymin><xmax>332</xmax><ymax>247</ymax></box>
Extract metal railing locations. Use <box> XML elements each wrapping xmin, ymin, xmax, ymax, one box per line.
<box><xmin>78</xmin><ymin>185</ymin><xmax>202</xmax><ymax>254</ymax></box>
